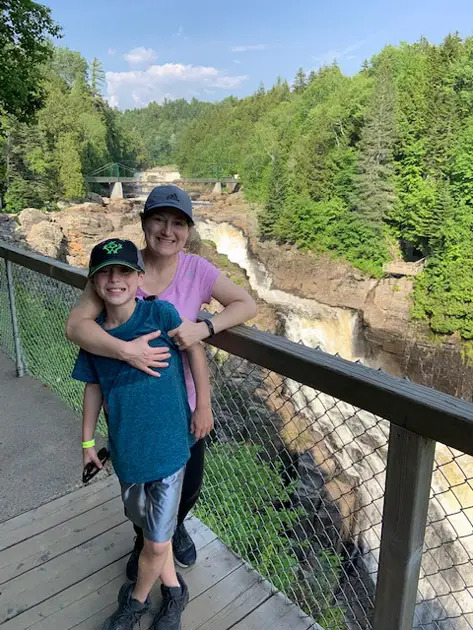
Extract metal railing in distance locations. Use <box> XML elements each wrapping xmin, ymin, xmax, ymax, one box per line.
<box><xmin>1</xmin><ymin>239</ymin><xmax>473</xmax><ymax>630</ymax></box>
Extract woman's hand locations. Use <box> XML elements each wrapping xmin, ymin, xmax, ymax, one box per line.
<box><xmin>191</xmin><ymin>405</ymin><xmax>214</xmax><ymax>440</ymax></box>
<box><xmin>120</xmin><ymin>331</ymin><xmax>171</xmax><ymax>376</ymax></box>
<box><xmin>168</xmin><ymin>317</ymin><xmax>208</xmax><ymax>350</ymax></box>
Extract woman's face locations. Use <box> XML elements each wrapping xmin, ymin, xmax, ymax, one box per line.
<box><xmin>143</xmin><ymin>208</ymin><xmax>190</xmax><ymax>258</ymax></box>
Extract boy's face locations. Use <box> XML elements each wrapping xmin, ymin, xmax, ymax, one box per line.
<box><xmin>92</xmin><ymin>265</ymin><xmax>143</xmax><ymax>306</ymax></box>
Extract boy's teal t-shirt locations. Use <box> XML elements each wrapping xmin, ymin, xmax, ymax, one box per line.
<box><xmin>72</xmin><ymin>299</ymin><xmax>193</xmax><ymax>483</ymax></box>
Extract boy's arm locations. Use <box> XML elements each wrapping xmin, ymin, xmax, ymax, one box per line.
<box><xmin>82</xmin><ymin>383</ymin><xmax>104</xmax><ymax>468</ymax></box>
<box><xmin>186</xmin><ymin>343</ymin><xmax>214</xmax><ymax>440</ymax></box>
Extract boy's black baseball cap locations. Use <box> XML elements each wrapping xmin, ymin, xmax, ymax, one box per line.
<box><xmin>142</xmin><ymin>184</ymin><xmax>194</xmax><ymax>224</ymax></box>
<box><xmin>88</xmin><ymin>238</ymin><xmax>145</xmax><ymax>278</ymax></box>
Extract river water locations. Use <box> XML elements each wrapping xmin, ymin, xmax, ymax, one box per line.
<box><xmin>196</xmin><ymin>217</ymin><xmax>473</xmax><ymax>630</ymax></box>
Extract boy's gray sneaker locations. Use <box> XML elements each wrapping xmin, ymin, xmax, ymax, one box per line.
<box><xmin>150</xmin><ymin>573</ymin><xmax>189</xmax><ymax>630</ymax></box>
<box><xmin>103</xmin><ymin>582</ymin><xmax>151</xmax><ymax>630</ymax></box>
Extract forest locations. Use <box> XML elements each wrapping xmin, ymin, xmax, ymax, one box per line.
<box><xmin>2</xmin><ymin>1</ymin><xmax>473</xmax><ymax>340</ymax></box>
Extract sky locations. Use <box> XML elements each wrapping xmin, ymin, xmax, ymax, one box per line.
<box><xmin>42</xmin><ymin>0</ymin><xmax>473</xmax><ymax>111</ymax></box>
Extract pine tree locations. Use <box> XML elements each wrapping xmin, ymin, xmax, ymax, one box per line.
<box><xmin>90</xmin><ymin>57</ymin><xmax>105</xmax><ymax>96</ymax></box>
<box><xmin>292</xmin><ymin>67</ymin><xmax>307</xmax><ymax>93</ymax></box>
<box><xmin>351</xmin><ymin>59</ymin><xmax>397</xmax><ymax>231</ymax></box>
<box><xmin>258</xmin><ymin>153</ymin><xmax>287</xmax><ymax>239</ymax></box>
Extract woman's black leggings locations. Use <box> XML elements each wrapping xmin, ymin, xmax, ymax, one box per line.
<box><xmin>133</xmin><ymin>437</ymin><xmax>206</xmax><ymax>546</ymax></box>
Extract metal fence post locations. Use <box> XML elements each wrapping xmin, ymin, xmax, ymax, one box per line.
<box><xmin>6</xmin><ymin>260</ymin><xmax>26</xmax><ymax>377</ymax></box>
<box><xmin>372</xmin><ymin>425</ymin><xmax>436</xmax><ymax>630</ymax></box>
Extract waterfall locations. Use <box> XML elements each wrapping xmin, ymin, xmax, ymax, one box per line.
<box><xmin>196</xmin><ymin>217</ymin><xmax>473</xmax><ymax>630</ymax></box>
<box><xmin>196</xmin><ymin>219</ymin><xmax>361</xmax><ymax>359</ymax></box>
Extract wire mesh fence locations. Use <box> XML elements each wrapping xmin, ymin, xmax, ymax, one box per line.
<box><xmin>0</xmin><ymin>253</ymin><xmax>473</xmax><ymax>629</ymax></box>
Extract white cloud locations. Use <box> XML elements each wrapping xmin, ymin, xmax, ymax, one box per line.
<box><xmin>106</xmin><ymin>63</ymin><xmax>247</xmax><ymax>109</ymax></box>
<box><xmin>312</xmin><ymin>40</ymin><xmax>365</xmax><ymax>68</ymax></box>
<box><xmin>231</xmin><ymin>44</ymin><xmax>266</xmax><ymax>53</ymax></box>
<box><xmin>123</xmin><ymin>46</ymin><xmax>158</xmax><ymax>66</ymax></box>
<box><xmin>107</xmin><ymin>48</ymin><xmax>116</xmax><ymax>56</ymax></box>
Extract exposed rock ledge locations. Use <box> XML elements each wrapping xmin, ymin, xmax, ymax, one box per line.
<box><xmin>196</xmin><ymin>195</ymin><xmax>473</xmax><ymax>400</ymax></box>
<box><xmin>2</xmin><ymin>192</ymin><xmax>473</xmax><ymax>399</ymax></box>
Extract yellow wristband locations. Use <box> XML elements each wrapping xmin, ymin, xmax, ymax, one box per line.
<box><xmin>82</xmin><ymin>439</ymin><xmax>95</xmax><ymax>449</ymax></box>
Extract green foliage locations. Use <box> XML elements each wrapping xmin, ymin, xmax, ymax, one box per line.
<box><xmin>195</xmin><ymin>442</ymin><xmax>345</xmax><ymax>627</ymax></box>
<box><xmin>169</xmin><ymin>35</ymin><xmax>473</xmax><ymax>338</ymax></box>
<box><xmin>7</xmin><ymin>29</ymin><xmax>473</xmax><ymax>338</ymax></box>
<box><xmin>1</xmin><ymin>45</ymin><xmax>141</xmax><ymax>211</ymax></box>
<box><xmin>0</xmin><ymin>0</ymin><xmax>61</xmax><ymax>125</ymax></box>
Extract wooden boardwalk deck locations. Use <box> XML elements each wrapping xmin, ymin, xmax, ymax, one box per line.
<box><xmin>0</xmin><ymin>477</ymin><xmax>317</xmax><ymax>630</ymax></box>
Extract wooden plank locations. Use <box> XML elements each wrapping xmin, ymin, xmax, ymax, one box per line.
<box><xmin>1</xmin><ymin>559</ymin><xmax>127</xmax><ymax>630</ymax></box>
<box><xmin>138</xmin><ymin>537</ymin><xmax>244</xmax><ymax>628</ymax></box>
<box><xmin>0</xmin><ymin>521</ymin><xmax>133</xmax><ymax>624</ymax></box>
<box><xmin>50</xmin><ymin>537</ymin><xmax>242</xmax><ymax>630</ymax></box>
<box><xmin>0</xmin><ymin>496</ymin><xmax>125</xmax><ymax>584</ymax></box>
<box><xmin>0</xmin><ymin>477</ymin><xmax>120</xmax><ymax>551</ymax></box>
<box><xmin>184</xmin><ymin>515</ymin><xmax>217</xmax><ymax>549</ymax></box>
<box><xmin>1</xmin><ymin>517</ymin><xmax>217</xmax><ymax>630</ymax></box>
<box><xmin>230</xmin><ymin>591</ymin><xmax>314</xmax><ymax>630</ymax></box>
<box><xmin>183</xmin><ymin>564</ymin><xmax>271</xmax><ymax>630</ymax></box>
<box><xmin>372</xmin><ymin>425</ymin><xmax>436</xmax><ymax>630</ymax></box>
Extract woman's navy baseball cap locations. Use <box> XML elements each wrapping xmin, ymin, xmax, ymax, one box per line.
<box><xmin>142</xmin><ymin>184</ymin><xmax>194</xmax><ymax>224</ymax></box>
<box><xmin>88</xmin><ymin>238</ymin><xmax>145</xmax><ymax>278</ymax></box>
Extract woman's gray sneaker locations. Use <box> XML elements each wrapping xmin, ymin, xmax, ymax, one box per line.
<box><xmin>126</xmin><ymin>548</ymin><xmax>140</xmax><ymax>582</ymax></box>
<box><xmin>102</xmin><ymin>582</ymin><xmax>150</xmax><ymax>630</ymax></box>
<box><xmin>172</xmin><ymin>523</ymin><xmax>196</xmax><ymax>568</ymax></box>
<box><xmin>150</xmin><ymin>573</ymin><xmax>189</xmax><ymax>630</ymax></box>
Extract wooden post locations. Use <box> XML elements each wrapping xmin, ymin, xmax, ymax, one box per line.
<box><xmin>6</xmin><ymin>260</ymin><xmax>27</xmax><ymax>376</ymax></box>
<box><xmin>372</xmin><ymin>425</ymin><xmax>436</xmax><ymax>630</ymax></box>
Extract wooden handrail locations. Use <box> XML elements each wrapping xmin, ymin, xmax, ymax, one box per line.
<box><xmin>2</xmin><ymin>238</ymin><xmax>473</xmax><ymax>455</ymax></box>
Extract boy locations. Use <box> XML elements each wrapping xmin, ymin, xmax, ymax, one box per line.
<box><xmin>72</xmin><ymin>238</ymin><xmax>206</xmax><ymax>630</ymax></box>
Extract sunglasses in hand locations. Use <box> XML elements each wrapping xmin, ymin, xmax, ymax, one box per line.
<box><xmin>82</xmin><ymin>447</ymin><xmax>110</xmax><ymax>483</ymax></box>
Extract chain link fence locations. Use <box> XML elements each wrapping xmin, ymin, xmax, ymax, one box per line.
<box><xmin>1</xmin><ymin>254</ymin><xmax>473</xmax><ymax>629</ymax></box>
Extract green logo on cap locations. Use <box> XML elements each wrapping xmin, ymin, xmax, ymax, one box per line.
<box><xmin>103</xmin><ymin>241</ymin><xmax>123</xmax><ymax>255</ymax></box>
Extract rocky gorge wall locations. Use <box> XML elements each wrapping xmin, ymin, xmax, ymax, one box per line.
<box><xmin>2</xmin><ymin>195</ymin><xmax>473</xmax><ymax>628</ymax></box>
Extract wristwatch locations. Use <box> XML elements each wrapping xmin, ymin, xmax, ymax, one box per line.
<box><xmin>202</xmin><ymin>318</ymin><xmax>215</xmax><ymax>337</ymax></box>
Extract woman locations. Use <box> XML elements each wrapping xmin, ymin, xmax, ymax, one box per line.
<box><xmin>66</xmin><ymin>184</ymin><xmax>256</xmax><ymax>579</ymax></box>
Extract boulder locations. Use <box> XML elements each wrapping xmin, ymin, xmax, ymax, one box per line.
<box><xmin>17</xmin><ymin>208</ymin><xmax>47</xmax><ymax>232</ymax></box>
<box><xmin>111</xmin><ymin>221</ymin><xmax>144</xmax><ymax>248</ymax></box>
<box><xmin>86</xmin><ymin>192</ymin><xmax>105</xmax><ymax>205</ymax></box>
<box><xmin>58</xmin><ymin>212</ymin><xmax>114</xmax><ymax>268</ymax></box>
<box><xmin>63</xmin><ymin>202</ymin><xmax>105</xmax><ymax>214</ymax></box>
<box><xmin>105</xmin><ymin>199</ymin><xmax>136</xmax><ymax>214</ymax></box>
<box><xmin>26</xmin><ymin>221</ymin><xmax>65</xmax><ymax>260</ymax></box>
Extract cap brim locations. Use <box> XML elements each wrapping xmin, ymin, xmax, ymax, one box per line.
<box><xmin>143</xmin><ymin>202</ymin><xmax>194</xmax><ymax>224</ymax></box>
<box><xmin>88</xmin><ymin>260</ymin><xmax>144</xmax><ymax>278</ymax></box>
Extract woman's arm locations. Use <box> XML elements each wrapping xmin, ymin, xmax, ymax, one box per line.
<box><xmin>169</xmin><ymin>274</ymin><xmax>256</xmax><ymax>349</ymax></box>
<box><xmin>186</xmin><ymin>343</ymin><xmax>214</xmax><ymax>440</ymax></box>
<box><xmin>66</xmin><ymin>282</ymin><xmax>171</xmax><ymax>376</ymax></box>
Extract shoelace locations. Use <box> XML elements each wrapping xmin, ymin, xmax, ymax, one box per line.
<box><xmin>152</xmin><ymin>594</ymin><xmax>180</xmax><ymax>625</ymax></box>
<box><xmin>112</xmin><ymin>607</ymin><xmax>143</xmax><ymax>625</ymax></box>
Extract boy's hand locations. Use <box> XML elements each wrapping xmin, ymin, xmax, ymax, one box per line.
<box><xmin>121</xmin><ymin>331</ymin><xmax>171</xmax><ymax>376</ymax></box>
<box><xmin>83</xmin><ymin>446</ymin><xmax>103</xmax><ymax>469</ymax></box>
<box><xmin>191</xmin><ymin>405</ymin><xmax>214</xmax><ymax>440</ymax></box>
<box><xmin>168</xmin><ymin>318</ymin><xmax>208</xmax><ymax>350</ymax></box>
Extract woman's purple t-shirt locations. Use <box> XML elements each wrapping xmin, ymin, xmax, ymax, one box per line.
<box><xmin>136</xmin><ymin>251</ymin><xmax>220</xmax><ymax>411</ymax></box>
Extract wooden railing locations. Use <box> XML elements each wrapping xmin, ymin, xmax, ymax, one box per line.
<box><xmin>1</xmin><ymin>238</ymin><xmax>473</xmax><ymax>630</ymax></box>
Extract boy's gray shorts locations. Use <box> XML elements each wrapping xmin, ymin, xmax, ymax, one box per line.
<box><xmin>119</xmin><ymin>466</ymin><xmax>185</xmax><ymax>543</ymax></box>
